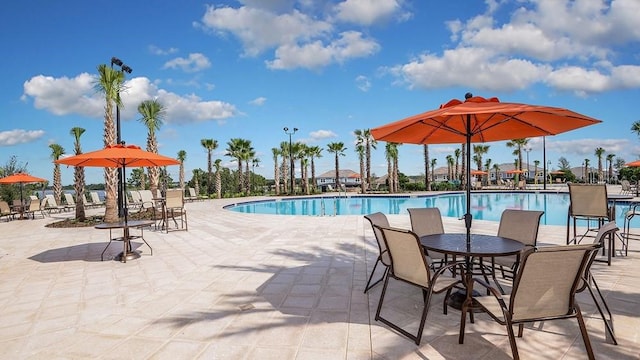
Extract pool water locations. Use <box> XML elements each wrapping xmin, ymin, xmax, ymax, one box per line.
<box><xmin>225</xmin><ymin>192</ymin><xmax>637</xmax><ymax>227</ymax></box>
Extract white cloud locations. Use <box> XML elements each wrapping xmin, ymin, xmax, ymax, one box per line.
<box><xmin>355</xmin><ymin>75</ymin><xmax>371</xmax><ymax>92</ymax></box>
<box><xmin>198</xmin><ymin>5</ymin><xmax>332</xmax><ymax>57</ymax></box>
<box><xmin>22</xmin><ymin>74</ymin><xmax>237</xmax><ymax>125</ymax></box>
<box><xmin>333</xmin><ymin>0</ymin><xmax>401</xmax><ymax>26</ymax></box>
<box><xmin>267</xmin><ymin>31</ymin><xmax>380</xmax><ymax>69</ymax></box>
<box><xmin>163</xmin><ymin>53</ymin><xmax>212</xmax><ymax>72</ymax></box>
<box><xmin>309</xmin><ymin>130</ymin><xmax>337</xmax><ymax>141</ymax></box>
<box><xmin>148</xmin><ymin>45</ymin><xmax>179</xmax><ymax>55</ymax></box>
<box><xmin>249</xmin><ymin>97</ymin><xmax>267</xmax><ymax>105</ymax></box>
<box><xmin>0</xmin><ymin>129</ymin><xmax>45</xmax><ymax>146</ymax></box>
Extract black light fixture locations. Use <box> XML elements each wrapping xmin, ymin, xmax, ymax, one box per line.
<box><xmin>284</xmin><ymin>127</ymin><xmax>298</xmax><ymax>195</ymax></box>
<box><xmin>110</xmin><ymin>57</ymin><xmax>133</xmax><ymax>217</ymax></box>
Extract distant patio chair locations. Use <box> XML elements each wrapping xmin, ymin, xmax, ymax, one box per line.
<box><xmin>26</xmin><ymin>197</ymin><xmax>46</xmax><ymax>219</ymax></box>
<box><xmin>89</xmin><ymin>192</ymin><xmax>104</xmax><ymax>207</ymax></box>
<box><xmin>408</xmin><ymin>208</ymin><xmax>447</xmax><ymax>269</ymax></box>
<box><xmin>165</xmin><ymin>189</ymin><xmax>187</xmax><ymax>232</ymax></box>
<box><xmin>0</xmin><ymin>201</ymin><xmax>16</xmax><ymax>221</ymax></box>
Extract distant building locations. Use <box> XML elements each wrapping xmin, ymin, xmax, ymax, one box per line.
<box><xmin>316</xmin><ymin>169</ymin><xmax>361</xmax><ymax>188</ymax></box>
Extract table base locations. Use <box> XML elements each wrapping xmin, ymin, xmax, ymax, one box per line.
<box><xmin>114</xmin><ymin>251</ymin><xmax>141</xmax><ymax>262</ymax></box>
<box><xmin>448</xmin><ymin>289</ymin><xmax>484</xmax><ymax>313</ymax></box>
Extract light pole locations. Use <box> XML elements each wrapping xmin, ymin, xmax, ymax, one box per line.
<box><xmin>284</xmin><ymin>127</ymin><xmax>297</xmax><ymax>195</ymax></box>
<box><xmin>582</xmin><ymin>162</ymin><xmax>585</xmax><ymax>182</ymax></box>
<box><xmin>110</xmin><ymin>57</ymin><xmax>132</xmax><ymax>217</ymax></box>
<box><xmin>542</xmin><ymin>136</ymin><xmax>547</xmax><ymax>190</ymax></box>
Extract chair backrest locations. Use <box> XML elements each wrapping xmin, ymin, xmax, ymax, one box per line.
<box><xmin>29</xmin><ymin>195</ymin><xmax>38</xmax><ymax>200</ymax></box>
<box><xmin>376</xmin><ymin>225</ymin><xmax>430</xmax><ymax>288</ymax></box>
<box><xmin>130</xmin><ymin>190</ymin><xmax>142</xmax><ymax>203</ymax></box>
<box><xmin>12</xmin><ymin>199</ymin><xmax>22</xmax><ymax>207</ymax></box>
<box><xmin>165</xmin><ymin>189</ymin><xmax>184</xmax><ymax>209</ymax></box>
<box><xmin>497</xmin><ymin>209</ymin><xmax>544</xmax><ymax>246</ymax></box>
<box><xmin>510</xmin><ymin>244</ymin><xmax>597</xmax><ymax>321</ymax></box>
<box><xmin>45</xmin><ymin>194</ymin><xmax>58</xmax><ymax>206</ymax></box>
<box><xmin>0</xmin><ymin>201</ymin><xmax>10</xmax><ymax>214</ymax></box>
<box><xmin>189</xmin><ymin>187</ymin><xmax>197</xmax><ymax>197</ymax></box>
<box><xmin>64</xmin><ymin>193</ymin><xmax>75</xmax><ymax>206</ymax></box>
<box><xmin>28</xmin><ymin>197</ymin><xmax>41</xmax><ymax>211</ymax></box>
<box><xmin>621</xmin><ymin>180</ymin><xmax>630</xmax><ymax>192</ymax></box>
<box><xmin>364</xmin><ymin>212</ymin><xmax>391</xmax><ymax>265</ymax></box>
<box><xmin>407</xmin><ymin>208</ymin><xmax>444</xmax><ymax>237</ymax></box>
<box><xmin>568</xmin><ymin>183</ymin><xmax>608</xmax><ymax>218</ymax></box>
<box><xmin>138</xmin><ymin>190</ymin><xmax>155</xmax><ymax>209</ymax></box>
<box><xmin>90</xmin><ymin>192</ymin><xmax>103</xmax><ymax>205</ymax></box>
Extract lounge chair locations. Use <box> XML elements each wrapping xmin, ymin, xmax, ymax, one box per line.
<box><xmin>128</xmin><ymin>190</ymin><xmax>143</xmax><ymax>209</ymax></box>
<box><xmin>64</xmin><ymin>193</ymin><xmax>76</xmax><ymax>208</ymax></box>
<box><xmin>373</xmin><ymin>225</ymin><xmax>462</xmax><ymax>345</ymax></box>
<box><xmin>473</xmin><ymin>244</ymin><xmax>600</xmax><ymax>360</ymax></box>
<box><xmin>44</xmin><ymin>194</ymin><xmax>68</xmax><ymax>213</ymax></box>
<box><xmin>89</xmin><ymin>192</ymin><xmax>104</xmax><ymax>207</ymax></box>
<box><xmin>363</xmin><ymin>212</ymin><xmax>391</xmax><ymax>293</ymax></box>
<box><xmin>407</xmin><ymin>208</ymin><xmax>447</xmax><ymax>269</ymax></box>
<box><xmin>185</xmin><ymin>187</ymin><xmax>197</xmax><ymax>202</ymax></box>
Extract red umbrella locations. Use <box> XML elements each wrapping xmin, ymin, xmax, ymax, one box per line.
<box><xmin>0</xmin><ymin>172</ymin><xmax>47</xmax><ymax>204</ymax></box>
<box><xmin>371</xmin><ymin>93</ymin><xmax>601</xmax><ymax>240</ymax></box>
<box><xmin>56</xmin><ymin>144</ymin><xmax>179</xmax><ymax>224</ymax></box>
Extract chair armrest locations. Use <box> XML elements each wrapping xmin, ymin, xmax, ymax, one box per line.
<box><xmin>473</xmin><ymin>278</ymin><xmax>508</xmax><ymax>309</ymax></box>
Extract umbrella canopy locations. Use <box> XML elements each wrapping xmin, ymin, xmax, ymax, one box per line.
<box><xmin>55</xmin><ymin>144</ymin><xmax>180</xmax><ymax>224</ymax></box>
<box><xmin>371</xmin><ymin>94</ymin><xmax>601</xmax><ymax>242</ymax></box>
<box><xmin>55</xmin><ymin>144</ymin><xmax>180</xmax><ymax>168</ymax></box>
<box><xmin>470</xmin><ymin>170</ymin><xmax>488</xmax><ymax>176</ymax></box>
<box><xmin>625</xmin><ymin>160</ymin><xmax>640</xmax><ymax>167</ymax></box>
<box><xmin>0</xmin><ymin>172</ymin><xmax>47</xmax><ymax>203</ymax></box>
<box><xmin>505</xmin><ymin>169</ymin><xmax>525</xmax><ymax>174</ymax></box>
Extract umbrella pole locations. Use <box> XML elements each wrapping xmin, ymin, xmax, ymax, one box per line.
<box><xmin>465</xmin><ymin>114</ymin><xmax>472</xmax><ymax>245</ymax></box>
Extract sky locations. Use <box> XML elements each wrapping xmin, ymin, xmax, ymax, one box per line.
<box><xmin>1</xmin><ymin>0</ymin><xmax>640</xmax><ymax>186</ymax></box>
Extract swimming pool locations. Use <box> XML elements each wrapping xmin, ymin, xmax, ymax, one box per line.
<box><xmin>225</xmin><ymin>192</ymin><xmax>637</xmax><ymax>227</ymax></box>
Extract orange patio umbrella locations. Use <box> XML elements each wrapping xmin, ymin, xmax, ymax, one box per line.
<box><xmin>470</xmin><ymin>170</ymin><xmax>487</xmax><ymax>175</ymax></box>
<box><xmin>0</xmin><ymin>172</ymin><xmax>47</xmax><ymax>204</ymax></box>
<box><xmin>625</xmin><ymin>160</ymin><xmax>640</xmax><ymax>167</ymax></box>
<box><xmin>55</xmin><ymin>143</ymin><xmax>180</xmax><ymax>224</ymax></box>
<box><xmin>505</xmin><ymin>169</ymin><xmax>525</xmax><ymax>174</ymax></box>
<box><xmin>371</xmin><ymin>93</ymin><xmax>601</xmax><ymax>241</ymax></box>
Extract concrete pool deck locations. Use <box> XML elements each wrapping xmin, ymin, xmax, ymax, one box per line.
<box><xmin>0</xmin><ymin>192</ymin><xmax>639</xmax><ymax>359</ymax></box>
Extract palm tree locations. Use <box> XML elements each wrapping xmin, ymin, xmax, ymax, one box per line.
<box><xmin>594</xmin><ymin>147</ymin><xmax>605</xmax><ymax>182</ymax></box>
<box><xmin>240</xmin><ymin>142</ymin><xmax>255</xmax><ymax>195</ymax></box>
<box><xmin>308</xmin><ymin>146</ymin><xmax>322</xmax><ymax>193</ymax></box>
<box><xmin>492</xmin><ymin>163</ymin><xmax>500</xmax><ymax>184</ymax></box>
<box><xmin>193</xmin><ymin>169</ymin><xmax>201</xmax><ymax>197</ymax></box>
<box><xmin>534</xmin><ymin>160</ymin><xmax>540</xmax><ymax>183</ymax></box>
<box><xmin>271</xmin><ymin>148</ymin><xmax>280</xmax><ymax>195</ymax></box>
<box><xmin>279</xmin><ymin>141</ymin><xmax>290</xmax><ymax>194</ymax></box>
<box><xmin>393</xmin><ymin>144</ymin><xmax>401</xmax><ymax>192</ymax></box>
<box><xmin>424</xmin><ymin>145</ymin><xmax>431</xmax><ymax>190</ymax></box>
<box><xmin>94</xmin><ymin>63</ymin><xmax>125</xmax><ymax>223</ymax></box>
<box><xmin>70</xmin><ymin>127</ymin><xmax>86</xmax><ymax>221</ymax></box>
<box><xmin>137</xmin><ymin>99</ymin><xmax>166</xmax><ymax>198</ymax></box>
<box><xmin>454</xmin><ymin>148</ymin><xmax>461</xmax><ymax>180</ymax></box>
<box><xmin>49</xmin><ymin>143</ymin><xmax>65</xmax><ymax>205</ymax></box>
<box><xmin>631</xmin><ymin>120</ymin><xmax>640</xmax><ymax>138</ymax></box>
<box><xmin>292</xmin><ymin>142</ymin><xmax>305</xmax><ymax>194</ymax></box>
<box><xmin>327</xmin><ymin>142</ymin><xmax>347</xmax><ymax>190</ymax></box>
<box><xmin>214</xmin><ymin>159</ymin><xmax>222</xmax><ymax>199</ymax></box>
<box><xmin>177</xmin><ymin>150</ymin><xmax>186</xmax><ymax>190</ymax></box>
<box><xmin>384</xmin><ymin>143</ymin><xmax>399</xmax><ymax>193</ymax></box>
<box><xmin>484</xmin><ymin>158</ymin><xmax>492</xmax><ymax>186</ymax></box>
<box><xmin>506</xmin><ymin>139</ymin><xmax>529</xmax><ymax>171</ymax></box>
<box><xmin>446</xmin><ymin>155</ymin><xmax>454</xmax><ymax>180</ymax></box>
<box><xmin>201</xmin><ymin>139</ymin><xmax>218</xmax><ymax>196</ymax></box>
<box><xmin>356</xmin><ymin>143</ymin><xmax>366</xmax><ymax>193</ymax></box>
<box><xmin>226</xmin><ymin>138</ymin><xmax>249</xmax><ymax>194</ymax></box>
<box><xmin>430</xmin><ymin>158</ymin><xmax>437</xmax><ymax>187</ymax></box>
<box><xmin>252</xmin><ymin>158</ymin><xmax>261</xmax><ymax>194</ymax></box>
<box><xmin>354</xmin><ymin>129</ymin><xmax>377</xmax><ymax>192</ymax></box>
<box><xmin>606</xmin><ymin>153</ymin><xmax>616</xmax><ymax>183</ymax></box>
<box><xmin>584</xmin><ymin>159</ymin><xmax>590</xmax><ymax>182</ymax></box>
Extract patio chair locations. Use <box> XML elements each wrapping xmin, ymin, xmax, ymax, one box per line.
<box><xmin>164</xmin><ymin>189</ymin><xmax>187</xmax><ymax>232</ymax></box>
<box><xmin>473</xmin><ymin>244</ymin><xmax>599</xmax><ymax>360</ymax></box>
<box><xmin>407</xmin><ymin>208</ymin><xmax>448</xmax><ymax>269</ymax></box>
<box><xmin>185</xmin><ymin>187</ymin><xmax>198</xmax><ymax>202</ymax></box>
<box><xmin>566</xmin><ymin>183</ymin><xmax>610</xmax><ymax>246</ymax></box>
<box><xmin>489</xmin><ymin>209</ymin><xmax>544</xmax><ymax>288</ymax></box>
<box><xmin>128</xmin><ymin>190</ymin><xmax>143</xmax><ymax>209</ymax></box>
<box><xmin>25</xmin><ymin>197</ymin><xmax>46</xmax><ymax>219</ymax></box>
<box><xmin>0</xmin><ymin>201</ymin><xmax>16</xmax><ymax>221</ymax></box>
<box><xmin>363</xmin><ymin>212</ymin><xmax>391</xmax><ymax>293</ymax></box>
<box><xmin>64</xmin><ymin>193</ymin><xmax>76</xmax><ymax>209</ymax></box>
<box><xmin>578</xmin><ymin>221</ymin><xmax>619</xmax><ymax>344</ymax></box>
<box><xmin>373</xmin><ymin>225</ymin><xmax>462</xmax><ymax>345</ymax></box>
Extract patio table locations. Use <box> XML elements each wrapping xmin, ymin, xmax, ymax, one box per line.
<box><xmin>420</xmin><ymin>233</ymin><xmax>524</xmax><ymax>344</ymax></box>
<box><xmin>95</xmin><ymin>220</ymin><xmax>154</xmax><ymax>263</ymax></box>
